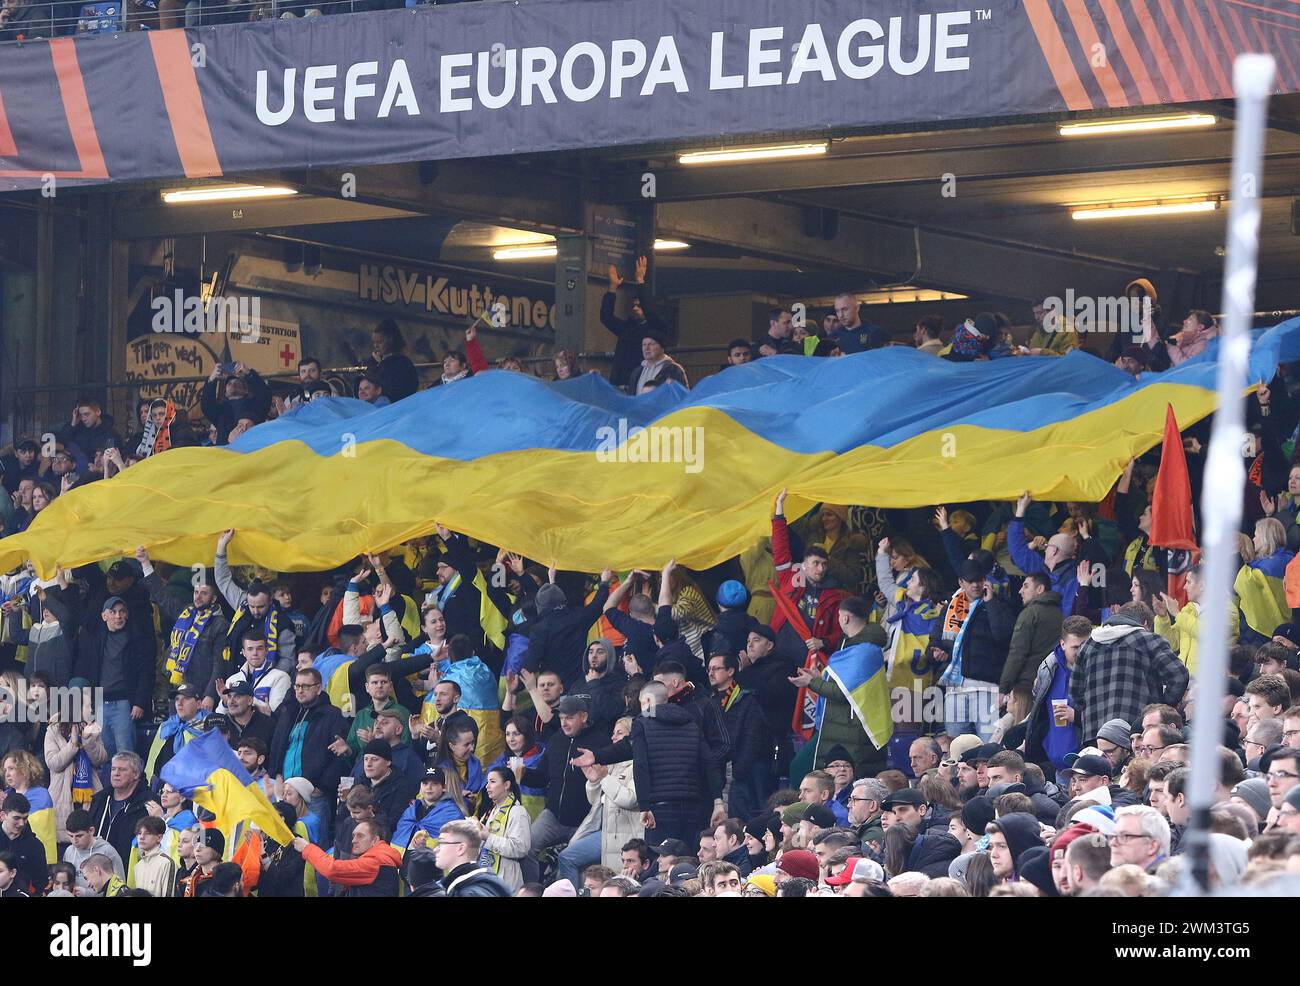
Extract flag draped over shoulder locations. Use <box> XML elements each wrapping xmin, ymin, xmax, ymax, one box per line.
<box><xmin>1236</xmin><ymin>549</ymin><xmax>1294</xmax><ymax>637</ymax></box>
<box><xmin>24</xmin><ymin>786</ymin><xmax>57</xmax><ymax>865</ymax></box>
<box><xmin>816</xmin><ymin>640</ymin><xmax>894</xmax><ymax>751</ymax></box>
<box><xmin>160</xmin><ymin>729</ymin><xmax>293</xmax><ymax>848</ymax></box>
<box><xmin>5</xmin><ymin>320</ymin><xmax>1300</xmax><ymax>577</ymax></box>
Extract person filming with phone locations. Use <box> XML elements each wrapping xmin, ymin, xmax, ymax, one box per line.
<box><xmin>201</xmin><ymin>361</ymin><xmax>271</xmax><ymax>446</ymax></box>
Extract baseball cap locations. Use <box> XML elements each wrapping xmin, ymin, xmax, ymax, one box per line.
<box><xmin>421</xmin><ymin>767</ymin><xmax>445</xmax><ymax>785</ymax></box>
<box><xmin>824</xmin><ymin>856</ymin><xmax>885</xmax><ymax>887</ymax></box>
<box><xmin>801</xmin><ymin>803</ymin><xmax>837</xmax><ymax>828</ymax></box>
<box><xmin>945</xmin><ymin>734</ymin><xmax>983</xmax><ymax>766</ymax></box>
<box><xmin>882</xmin><ymin>788</ymin><xmax>927</xmax><ymax>811</ymax></box>
<box><xmin>649</xmin><ymin>838</ymin><xmax>690</xmax><ymax>857</ymax></box>
<box><xmin>1066</xmin><ymin>754</ymin><xmax>1113</xmax><ymax>778</ymax></box>
<box><xmin>106</xmin><ymin>560</ymin><xmax>140</xmax><ymax>581</ymax></box>
<box><xmin>222</xmin><ymin>680</ymin><xmax>255</xmax><ymax>697</ymax></box>
<box><xmin>556</xmin><ymin>695</ymin><xmax>591</xmax><ymax>715</ymax></box>
<box><xmin>958</xmin><ymin>559</ymin><xmax>988</xmax><ymax>582</ymax></box>
<box><xmin>960</xmin><ymin>743</ymin><xmax>1002</xmax><ymax>765</ymax></box>
<box><xmin>101</xmin><ymin>595</ymin><xmax>126</xmax><ymax>613</ymax></box>
<box><xmin>665</xmin><ymin>862</ymin><xmax>697</xmax><ymax>886</ymax></box>
<box><xmin>1063</xmin><ymin>745</ymin><xmax>1104</xmax><ymax>766</ymax></box>
<box><xmin>172</xmin><ymin>683</ymin><xmax>201</xmax><ymax>700</ymax></box>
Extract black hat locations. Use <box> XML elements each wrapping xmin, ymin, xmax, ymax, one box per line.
<box><xmin>556</xmin><ymin>695</ymin><xmax>591</xmax><ymax>715</ymax></box>
<box><xmin>961</xmin><ymin>796</ymin><xmax>995</xmax><ymax>835</ymax></box>
<box><xmin>106</xmin><ymin>559</ymin><xmax>140</xmax><ymax>581</ymax></box>
<box><xmin>362</xmin><ymin>739</ymin><xmax>393</xmax><ymax>761</ymax></box>
<box><xmin>172</xmin><ymin>683</ymin><xmax>201</xmax><ymax>700</ymax></box>
<box><xmin>801</xmin><ymin>803</ymin><xmax>837</xmax><ymax>828</ymax></box>
<box><xmin>199</xmin><ymin>828</ymin><xmax>225</xmax><ymax>856</ymax></box>
<box><xmin>822</xmin><ymin>745</ymin><xmax>856</xmax><ymax>769</ymax></box>
<box><xmin>958</xmin><ymin>558</ymin><xmax>989</xmax><ymax>582</ymax></box>
<box><xmin>960</xmin><ymin>743</ymin><xmax>1002</xmax><ymax>765</ymax></box>
<box><xmin>745</xmin><ymin>812</ymin><xmax>780</xmax><ymax>843</ymax></box>
<box><xmin>748</xmin><ymin>625</ymin><xmax>777</xmax><ymax>645</ymax></box>
<box><xmin>421</xmin><ymin>767</ymin><xmax>446</xmax><ymax>784</ymax></box>
<box><xmin>1117</xmin><ymin>344</ymin><xmax>1150</xmax><ymax>369</ymax></box>
<box><xmin>665</xmin><ymin>862</ymin><xmax>697</xmax><ymax>886</ymax></box>
<box><xmin>1272</xmin><ymin>623</ymin><xmax>1300</xmax><ymax>649</ymax></box>
<box><xmin>202</xmin><ymin>714</ymin><xmax>233</xmax><ymax>735</ymax></box>
<box><xmin>641</xmin><ymin>329</ymin><xmax>668</xmax><ymax>348</ymax></box>
<box><xmin>1017</xmin><ymin>846</ymin><xmax>1059</xmax><ymax>897</ymax></box>
<box><xmin>1066</xmin><ymin>754</ymin><xmax>1113</xmax><ymax>778</ymax></box>
<box><xmin>881</xmin><ymin>788</ymin><xmax>927</xmax><ymax>811</ymax></box>
<box><xmin>649</xmin><ymin>838</ymin><xmax>690</xmax><ymax>857</ymax></box>
<box><xmin>222</xmin><ymin>679</ymin><xmax>254</xmax><ymax>697</ymax></box>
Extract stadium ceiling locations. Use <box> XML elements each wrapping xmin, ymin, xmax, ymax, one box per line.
<box><xmin>102</xmin><ymin>95</ymin><xmax>1300</xmax><ymax>308</ymax></box>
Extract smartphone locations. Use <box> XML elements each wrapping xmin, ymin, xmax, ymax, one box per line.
<box><xmin>218</xmin><ymin>362</ymin><xmax>236</xmax><ymax>375</ymax></box>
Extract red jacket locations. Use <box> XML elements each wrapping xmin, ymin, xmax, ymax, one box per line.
<box><xmin>770</xmin><ymin>514</ymin><xmax>847</xmax><ymax>655</ymax></box>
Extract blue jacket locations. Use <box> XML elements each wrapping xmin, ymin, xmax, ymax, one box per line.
<box><xmin>1007</xmin><ymin>519</ymin><xmax>1080</xmax><ymax>614</ymax></box>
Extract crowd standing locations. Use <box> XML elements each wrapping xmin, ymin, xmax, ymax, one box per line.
<box><xmin>2</xmin><ymin>272</ymin><xmax>1300</xmax><ymax>897</ymax></box>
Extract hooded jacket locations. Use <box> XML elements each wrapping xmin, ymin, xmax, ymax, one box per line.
<box><xmin>1068</xmin><ymin>616</ymin><xmax>1189</xmax><ymax>742</ymax></box>
<box><xmin>996</xmin><ymin>811</ymin><xmax>1044</xmax><ymax>877</ymax></box>
<box><xmin>906</xmin><ymin>832</ymin><xmax>963</xmax><ymax>878</ymax></box>
<box><xmin>578</xmin><ymin>639</ymin><xmax>630</xmax><ymax>736</ymax></box>
<box><xmin>524</xmin><ymin>583</ymin><xmax>610</xmax><ymax>688</ymax></box>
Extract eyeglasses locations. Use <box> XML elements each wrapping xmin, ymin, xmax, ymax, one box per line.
<box><xmin>1107</xmin><ymin>832</ymin><xmax>1149</xmax><ymax>844</ymax></box>
<box><xmin>1267</xmin><ymin>770</ymin><xmax>1300</xmax><ymax>781</ymax></box>
<box><xmin>1134</xmin><ymin>745</ymin><xmax>1165</xmax><ymax>756</ymax></box>
<box><xmin>847</xmin><ymin>796</ymin><xmax>875</xmax><ymax>804</ymax></box>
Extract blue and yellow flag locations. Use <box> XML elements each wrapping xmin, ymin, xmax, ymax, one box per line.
<box><xmin>5</xmin><ymin>320</ymin><xmax>1300</xmax><ymax>576</ymax></box>
<box><xmin>160</xmin><ymin>729</ymin><xmax>294</xmax><ymax>848</ymax></box>
<box><xmin>313</xmin><ymin>651</ymin><xmax>356</xmax><ymax>717</ymax></box>
<box><xmin>24</xmin><ymin>786</ymin><xmax>57</xmax><ymax>865</ymax></box>
<box><xmin>816</xmin><ymin>640</ymin><xmax>894</xmax><ymax>750</ymax></box>
<box><xmin>1235</xmin><ymin>551</ymin><xmax>1294</xmax><ymax>638</ymax></box>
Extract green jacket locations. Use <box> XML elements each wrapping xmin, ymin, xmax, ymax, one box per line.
<box><xmin>1000</xmin><ymin>591</ymin><xmax>1063</xmax><ymax>692</ymax></box>
<box><xmin>347</xmin><ymin>697</ymin><xmax>411</xmax><ymax>756</ymax></box>
<box><xmin>806</xmin><ymin>626</ymin><xmax>888</xmax><ymax>774</ymax></box>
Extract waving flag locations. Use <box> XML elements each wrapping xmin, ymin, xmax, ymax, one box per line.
<box><xmin>1149</xmin><ymin>404</ymin><xmax>1199</xmax><ymax>606</ymax></box>
<box><xmin>816</xmin><ymin>639</ymin><xmax>894</xmax><ymax>750</ymax></box>
<box><xmin>4</xmin><ymin>320</ymin><xmax>1300</xmax><ymax>577</ymax></box>
<box><xmin>160</xmin><ymin>729</ymin><xmax>293</xmax><ymax>849</ymax></box>
<box><xmin>24</xmin><ymin>786</ymin><xmax>57</xmax><ymax>865</ymax></box>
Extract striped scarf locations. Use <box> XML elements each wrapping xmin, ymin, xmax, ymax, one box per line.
<box><xmin>717</xmin><ymin>683</ymin><xmax>743</xmax><ymax>713</ymax></box>
<box><xmin>478</xmin><ymin>794</ymin><xmax>519</xmax><ymax>875</ymax></box>
<box><xmin>939</xmin><ymin>591</ymin><xmax>981</xmax><ymax>688</ymax></box>
<box><xmin>166</xmin><ymin>605</ymin><xmax>217</xmax><ymax>686</ymax></box>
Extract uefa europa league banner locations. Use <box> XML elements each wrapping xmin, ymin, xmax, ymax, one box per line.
<box><xmin>2</xmin><ymin>0</ymin><xmax>1298</xmax><ymax>188</ymax></box>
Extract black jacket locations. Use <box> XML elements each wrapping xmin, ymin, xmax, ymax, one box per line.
<box><xmin>702</xmin><ymin>610</ymin><xmax>758</xmax><ymax>663</ymax></box>
<box><xmin>200</xmin><ymin>370</ymin><xmax>272</xmax><ymax>445</ymax></box>
<box><xmin>717</xmin><ymin>687</ymin><xmax>766</xmax><ymax>774</ymax></box>
<box><xmin>73</xmin><ymin>620</ymin><xmax>156</xmax><ymax>711</ymax></box>
<box><xmin>436</xmin><ymin>861</ymin><xmax>512</xmax><ymax>897</ymax></box>
<box><xmin>579</xmin><ymin>670</ymin><xmax>630</xmax><ymax>740</ymax></box>
<box><xmin>521</xmin><ymin>725</ymin><xmax>599</xmax><ymax>827</ymax></box>
<box><xmin>337</xmin><ymin>768</ymin><xmax>418</xmax><ymax>833</ymax></box>
<box><xmin>0</xmin><ymin>825</ymin><xmax>49</xmax><ymax>894</ymax></box>
<box><xmin>269</xmin><ymin>693</ymin><xmax>348</xmax><ymax>797</ymax></box>
<box><xmin>737</xmin><ymin>651</ymin><xmax>800</xmax><ymax>746</ymax></box>
<box><xmin>58</xmin><ymin>413</ymin><xmax>120</xmax><ymax>457</ymax></box>
<box><xmin>927</xmin><ymin>595</ymin><xmax>1016</xmax><ymax>685</ymax></box>
<box><xmin>142</xmin><ymin>571</ymin><xmax>229</xmax><ymax>696</ymax></box>
<box><xmin>429</xmin><ymin>533</ymin><xmax>487</xmax><ymax>654</ymax></box>
<box><xmin>599</xmin><ymin>290</ymin><xmax>666</xmax><ymax>390</ymax></box>
<box><xmin>670</xmin><ymin>683</ymin><xmax>731</xmax><ymax>794</ymax></box>
<box><xmin>366</xmin><ymin>352</ymin><xmax>419</xmax><ymax>403</ymax></box>
<box><xmin>87</xmin><ymin>779</ymin><xmax>153</xmax><ymax>866</ymax></box>
<box><xmin>628</xmin><ymin>703</ymin><xmax>715</xmax><ymax>805</ymax></box>
<box><xmin>524</xmin><ymin>586</ymin><xmax>610</xmax><ymax>689</ymax></box>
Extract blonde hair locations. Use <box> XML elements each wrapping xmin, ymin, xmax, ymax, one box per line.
<box><xmin>3</xmin><ymin>749</ymin><xmax>45</xmax><ymax>788</ymax></box>
<box><xmin>1236</xmin><ymin>532</ymin><xmax>1257</xmax><ymax>565</ymax></box>
<box><xmin>1255</xmin><ymin>518</ymin><xmax>1286</xmax><ymax>558</ymax></box>
<box><xmin>442</xmin><ymin>765</ymin><xmax>470</xmax><ymax>816</ymax></box>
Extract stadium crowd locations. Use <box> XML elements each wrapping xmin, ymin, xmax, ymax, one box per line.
<box><xmin>1</xmin><ymin>273</ymin><xmax>1300</xmax><ymax>898</ymax></box>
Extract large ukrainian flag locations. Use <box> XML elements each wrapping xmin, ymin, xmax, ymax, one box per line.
<box><xmin>817</xmin><ymin>640</ymin><xmax>894</xmax><ymax>750</ymax></box>
<box><xmin>4</xmin><ymin>320</ymin><xmax>1300</xmax><ymax>576</ymax></box>
<box><xmin>159</xmin><ymin>729</ymin><xmax>294</xmax><ymax>848</ymax></box>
